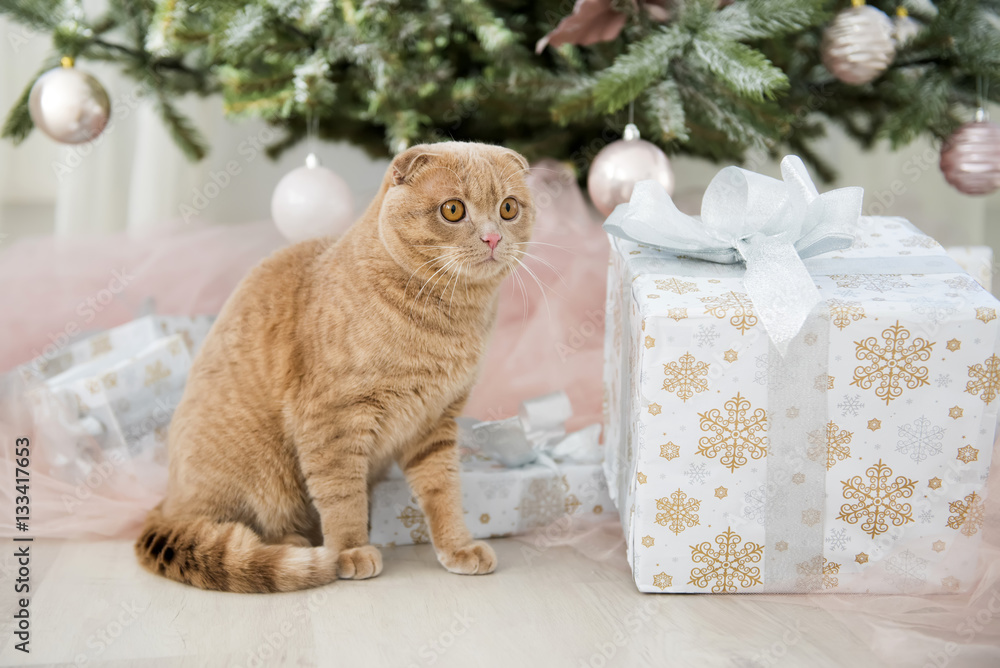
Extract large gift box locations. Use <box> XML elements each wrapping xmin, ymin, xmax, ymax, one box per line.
<box><xmin>603</xmin><ymin>157</ymin><xmax>997</xmax><ymax>594</ymax></box>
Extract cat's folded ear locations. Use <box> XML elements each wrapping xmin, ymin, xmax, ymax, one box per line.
<box><xmin>502</xmin><ymin>148</ymin><xmax>529</xmax><ymax>173</ymax></box>
<box><xmin>391</xmin><ymin>145</ymin><xmax>436</xmax><ymax>186</ymax></box>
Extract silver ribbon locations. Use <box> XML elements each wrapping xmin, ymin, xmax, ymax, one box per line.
<box><xmin>462</xmin><ymin>392</ymin><xmax>603</xmax><ymax>469</ymax></box>
<box><xmin>603</xmin><ymin>155</ymin><xmax>864</xmax><ymax>354</ymax></box>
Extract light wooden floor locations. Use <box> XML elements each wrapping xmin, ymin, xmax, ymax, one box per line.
<box><xmin>0</xmin><ymin>536</ymin><xmax>913</xmax><ymax>667</ymax></box>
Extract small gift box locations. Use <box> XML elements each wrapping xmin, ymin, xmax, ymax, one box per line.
<box><xmin>21</xmin><ymin>315</ymin><xmax>214</xmax><ymax>481</ymax></box>
<box><xmin>603</xmin><ymin>157</ymin><xmax>997</xmax><ymax>594</ymax></box>
<box><xmin>370</xmin><ymin>393</ymin><xmax>612</xmax><ymax>547</ymax></box>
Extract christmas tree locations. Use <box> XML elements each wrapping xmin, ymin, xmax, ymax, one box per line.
<box><xmin>3</xmin><ymin>0</ymin><xmax>999</xmax><ymax>181</ymax></box>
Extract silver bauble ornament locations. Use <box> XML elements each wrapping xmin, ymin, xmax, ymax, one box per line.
<box><xmin>28</xmin><ymin>59</ymin><xmax>110</xmax><ymax>144</ymax></box>
<box><xmin>940</xmin><ymin>115</ymin><xmax>1000</xmax><ymax>196</ymax></box>
<box><xmin>587</xmin><ymin>123</ymin><xmax>674</xmax><ymax>218</ymax></box>
<box><xmin>892</xmin><ymin>7</ymin><xmax>921</xmax><ymax>46</ymax></box>
<box><xmin>821</xmin><ymin>2</ymin><xmax>895</xmax><ymax>85</ymax></box>
<box><xmin>271</xmin><ymin>153</ymin><xmax>355</xmax><ymax>242</ymax></box>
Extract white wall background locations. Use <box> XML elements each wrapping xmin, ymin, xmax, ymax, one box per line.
<box><xmin>3</xmin><ymin>16</ymin><xmax>1000</xmax><ymax>258</ymax></box>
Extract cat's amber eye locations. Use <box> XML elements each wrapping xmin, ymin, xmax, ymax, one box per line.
<box><xmin>441</xmin><ymin>199</ymin><xmax>465</xmax><ymax>222</ymax></box>
<box><xmin>499</xmin><ymin>197</ymin><xmax>519</xmax><ymax>220</ymax></box>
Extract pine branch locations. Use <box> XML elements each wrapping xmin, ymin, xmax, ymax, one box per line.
<box><xmin>691</xmin><ymin>37</ymin><xmax>788</xmax><ymax>102</ymax></box>
<box><xmin>154</xmin><ymin>93</ymin><xmax>208</xmax><ymax>161</ymax></box>
<box><xmin>590</xmin><ymin>26</ymin><xmax>688</xmax><ymax>114</ymax></box>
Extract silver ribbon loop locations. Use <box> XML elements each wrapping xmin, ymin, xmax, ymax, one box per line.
<box><xmin>468</xmin><ymin>392</ymin><xmax>603</xmax><ymax>468</ymax></box>
<box><xmin>603</xmin><ymin>155</ymin><xmax>864</xmax><ymax>353</ymax></box>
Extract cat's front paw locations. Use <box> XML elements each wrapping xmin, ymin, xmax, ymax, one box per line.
<box><xmin>337</xmin><ymin>545</ymin><xmax>383</xmax><ymax>580</ymax></box>
<box><xmin>438</xmin><ymin>540</ymin><xmax>497</xmax><ymax>575</ymax></box>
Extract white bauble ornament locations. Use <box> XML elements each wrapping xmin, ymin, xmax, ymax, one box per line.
<box><xmin>821</xmin><ymin>2</ymin><xmax>895</xmax><ymax>85</ymax></box>
<box><xmin>271</xmin><ymin>153</ymin><xmax>355</xmax><ymax>242</ymax></box>
<box><xmin>587</xmin><ymin>123</ymin><xmax>674</xmax><ymax>217</ymax></box>
<box><xmin>28</xmin><ymin>59</ymin><xmax>110</xmax><ymax>144</ymax></box>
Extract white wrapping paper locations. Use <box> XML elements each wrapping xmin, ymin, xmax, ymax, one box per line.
<box><xmin>604</xmin><ymin>216</ymin><xmax>998</xmax><ymax>594</ymax></box>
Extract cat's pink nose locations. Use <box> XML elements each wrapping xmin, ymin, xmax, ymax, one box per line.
<box><xmin>481</xmin><ymin>232</ymin><xmax>501</xmax><ymax>250</ymax></box>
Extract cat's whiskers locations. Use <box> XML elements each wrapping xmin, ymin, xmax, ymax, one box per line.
<box><xmin>419</xmin><ymin>256</ymin><xmax>466</xmax><ymax>325</ymax></box>
<box><xmin>514</xmin><ymin>250</ymin><xmax>568</xmax><ymax>288</ymax></box>
<box><xmin>508</xmin><ymin>261</ymin><xmax>529</xmax><ymax>329</ymax></box>
<box><xmin>404</xmin><ymin>253</ymin><xmax>454</xmax><ymax>301</ymax></box>
<box><xmin>513</xmin><ymin>255</ymin><xmax>555</xmax><ymax>323</ymax></box>
<box><xmin>512</xmin><ymin>241</ymin><xmax>577</xmax><ymax>256</ymax></box>
<box><xmin>410</xmin><ymin>254</ymin><xmax>460</xmax><ymax>319</ymax></box>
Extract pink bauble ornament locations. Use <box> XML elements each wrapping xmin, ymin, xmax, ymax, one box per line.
<box><xmin>271</xmin><ymin>153</ymin><xmax>355</xmax><ymax>242</ymax></box>
<box><xmin>821</xmin><ymin>3</ymin><xmax>895</xmax><ymax>85</ymax></box>
<box><xmin>940</xmin><ymin>117</ymin><xmax>1000</xmax><ymax>196</ymax></box>
<box><xmin>28</xmin><ymin>59</ymin><xmax>110</xmax><ymax>144</ymax></box>
<box><xmin>587</xmin><ymin>124</ymin><xmax>674</xmax><ymax>217</ymax></box>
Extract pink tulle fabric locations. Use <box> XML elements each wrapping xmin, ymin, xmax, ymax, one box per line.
<box><xmin>2</xmin><ymin>165</ymin><xmax>997</xmax><ymax>666</ymax></box>
<box><xmin>0</xmin><ymin>161</ymin><xmax>608</xmax><ymax>540</ymax></box>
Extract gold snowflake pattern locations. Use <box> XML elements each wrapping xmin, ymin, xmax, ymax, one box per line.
<box><xmin>802</xmin><ymin>509</ymin><xmax>822</xmax><ymax>527</ymax></box>
<box><xmin>976</xmin><ymin>307</ymin><xmax>997</xmax><ymax>324</ymax></box>
<box><xmin>795</xmin><ymin>555</ymin><xmax>841</xmax><ymax>590</ymax></box>
<box><xmin>660</xmin><ymin>442</ymin><xmax>680</xmax><ymax>460</ymax></box>
<box><xmin>792</xmin><ymin>473</ymin><xmax>806</xmax><ymax>485</ymax></box>
<box><xmin>667</xmin><ymin>308</ymin><xmax>688</xmax><ymax>321</ymax></box>
<box><xmin>715</xmin><ymin>486</ymin><xmax>728</xmax><ymax>499</ymax></box>
<box><xmin>928</xmin><ymin>477</ymin><xmax>942</xmax><ymax>490</ymax></box>
<box><xmin>648</xmin><ymin>403</ymin><xmax>662</xmax><ymax>416</ymax></box>
<box><xmin>966</xmin><ymin>354</ymin><xmax>1000</xmax><ymax>404</ymax></box>
<box><xmin>786</xmin><ymin>407</ymin><xmax>800</xmax><ymax>419</ymax></box>
<box><xmin>518</xmin><ymin>478</ymin><xmax>565</xmax><ymax>525</ymax></box>
<box><xmin>689</xmin><ymin>528</ymin><xmax>764</xmax><ymax>593</ymax></box>
<box><xmin>941</xmin><ymin>576</ymin><xmax>961</xmax><ymax>592</ymax></box>
<box><xmin>856</xmin><ymin>553</ymin><xmax>869</xmax><ymax>564</ymax></box>
<box><xmin>398</xmin><ymin>505</ymin><xmax>429</xmax><ymax>544</ymax></box>
<box><xmin>663</xmin><ymin>352</ymin><xmax>710</xmax><ymax>402</ymax></box>
<box><xmin>949</xmin><ymin>406</ymin><xmax>964</xmax><ymax>419</ymax></box>
<box><xmin>480</xmin><ymin>514</ymin><xmax>490</xmax><ymax>524</ymax></box>
<box><xmin>957</xmin><ymin>445</ymin><xmax>979</xmax><ymax>464</ymax></box>
<box><xmin>775</xmin><ymin>541</ymin><xmax>788</xmax><ymax>552</ymax></box>
<box><xmin>655</xmin><ymin>490</ymin><xmax>701</xmax><ymax>535</ymax></box>
<box><xmin>723</xmin><ymin>349</ymin><xmax>738</xmax><ymax>363</ymax></box>
<box><xmin>947</xmin><ymin>339</ymin><xmax>961</xmax><ymax>352</ymax></box>
<box><xmin>807</xmin><ymin>421</ymin><xmax>853</xmax><ymax>470</ymax></box>
<box><xmin>932</xmin><ymin>540</ymin><xmax>946</xmax><ymax>553</ymax></box>
<box><xmin>852</xmin><ymin>321</ymin><xmax>934</xmax><ymax>405</ymax></box>
<box><xmin>947</xmin><ymin>492</ymin><xmax>985</xmax><ymax>537</ymax></box>
<box><xmin>698</xmin><ymin>393</ymin><xmax>768</xmax><ymax>472</ymax></box>
<box><xmin>565</xmin><ymin>494</ymin><xmax>581</xmax><ymax>515</ymax></box>
<box><xmin>838</xmin><ymin>460</ymin><xmax>916</xmax><ymax>538</ymax></box>
<box><xmin>644</xmin><ymin>336</ymin><xmax>656</xmax><ymax>349</ymax></box>
<box><xmin>700</xmin><ymin>291</ymin><xmax>758</xmax><ymax>334</ymax></box>
<box><xmin>653</xmin><ymin>572</ymin><xmax>673</xmax><ymax>589</ymax></box>
<box><xmin>90</xmin><ymin>333</ymin><xmax>112</xmax><ymax>357</ymax></box>
<box><xmin>828</xmin><ymin>299</ymin><xmax>866</xmax><ymax>330</ymax></box>
<box><xmin>868</xmin><ymin>418</ymin><xmax>882</xmax><ymax>431</ymax></box>
<box><xmin>144</xmin><ymin>361</ymin><xmax>171</xmax><ymax>387</ymax></box>
<box><xmin>655</xmin><ymin>278</ymin><xmax>699</xmax><ymax>295</ymax></box>
<box><xmin>642</xmin><ymin>535</ymin><xmax>655</xmax><ymax>548</ymax></box>
<box><xmin>815</xmin><ymin>374</ymin><xmax>835</xmax><ymax>391</ymax></box>
<box><xmin>637</xmin><ymin>472</ymin><xmax>647</xmax><ymax>484</ymax></box>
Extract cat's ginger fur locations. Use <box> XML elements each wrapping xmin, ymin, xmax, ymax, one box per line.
<box><xmin>135</xmin><ymin>142</ymin><xmax>533</xmax><ymax>592</ymax></box>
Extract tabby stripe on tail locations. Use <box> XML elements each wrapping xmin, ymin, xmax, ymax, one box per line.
<box><xmin>135</xmin><ymin>505</ymin><xmax>335</xmax><ymax>593</ymax></box>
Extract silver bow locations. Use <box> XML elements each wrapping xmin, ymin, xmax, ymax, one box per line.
<box><xmin>460</xmin><ymin>392</ymin><xmax>603</xmax><ymax>468</ymax></box>
<box><xmin>603</xmin><ymin>155</ymin><xmax>863</xmax><ymax>353</ymax></box>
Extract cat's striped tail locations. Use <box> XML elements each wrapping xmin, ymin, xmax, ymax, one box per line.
<box><xmin>134</xmin><ymin>505</ymin><xmax>336</xmax><ymax>593</ymax></box>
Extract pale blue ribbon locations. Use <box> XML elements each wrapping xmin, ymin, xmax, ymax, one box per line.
<box><xmin>603</xmin><ymin>155</ymin><xmax>864</xmax><ymax>353</ymax></box>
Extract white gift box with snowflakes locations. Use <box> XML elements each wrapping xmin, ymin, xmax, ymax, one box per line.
<box><xmin>603</xmin><ymin>216</ymin><xmax>997</xmax><ymax>594</ymax></box>
<box><xmin>369</xmin><ymin>447</ymin><xmax>611</xmax><ymax>547</ymax></box>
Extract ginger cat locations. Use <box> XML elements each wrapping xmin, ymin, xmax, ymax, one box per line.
<box><xmin>135</xmin><ymin>142</ymin><xmax>533</xmax><ymax>592</ymax></box>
